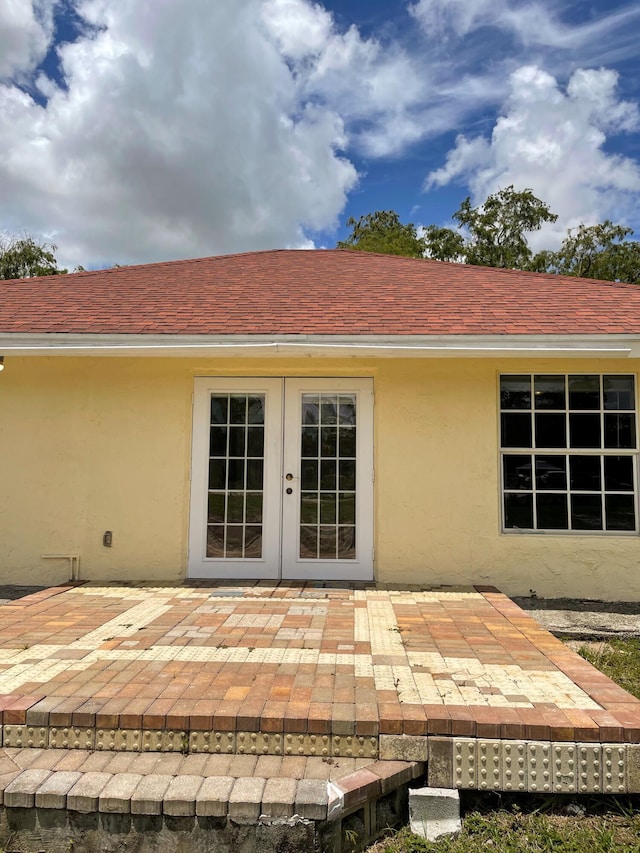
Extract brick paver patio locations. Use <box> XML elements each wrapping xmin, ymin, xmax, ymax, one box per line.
<box><xmin>1</xmin><ymin>581</ymin><xmax>639</xmax><ymax>746</ymax></box>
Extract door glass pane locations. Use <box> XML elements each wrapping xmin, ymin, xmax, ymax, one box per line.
<box><xmin>300</xmin><ymin>393</ymin><xmax>357</xmax><ymax>560</ymax></box>
<box><xmin>206</xmin><ymin>394</ymin><xmax>264</xmax><ymax>558</ymax></box>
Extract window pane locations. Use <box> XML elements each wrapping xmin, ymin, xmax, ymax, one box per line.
<box><xmin>604</xmin><ymin>456</ymin><xmax>634</xmax><ymax>492</ymax></box>
<box><xmin>208</xmin><ymin>459</ymin><xmax>226</xmax><ymax>490</ymax></box>
<box><xmin>569</xmin><ymin>456</ymin><xmax>601</xmax><ymax>491</ymax></box>
<box><xmin>338</xmin><ymin>427</ymin><xmax>356</xmax><ymax>458</ymax></box>
<box><xmin>245</xmin><ymin>493</ymin><xmax>263</xmax><ymax>524</ymax></box>
<box><xmin>319</xmin><ymin>526</ymin><xmax>337</xmax><ymax>558</ymax></box>
<box><xmin>207</xmin><ymin>526</ymin><xmax>224</xmax><ymax>558</ymax></box>
<box><xmin>604</xmin><ymin>413</ymin><xmax>636</xmax><ymax>449</ymax></box>
<box><xmin>501</xmin><ymin>413</ymin><xmax>532</xmax><ymax>448</ymax></box>
<box><xmin>536</xmin><ymin>493</ymin><xmax>568</xmax><ymax>529</ymax></box>
<box><xmin>338</xmin><ymin>493</ymin><xmax>356</xmax><ymax>524</ymax></box>
<box><xmin>338</xmin><ymin>526</ymin><xmax>356</xmax><ymax>559</ymax></box>
<box><xmin>339</xmin><ymin>397</ymin><xmax>357</xmax><ymax>425</ymax></box>
<box><xmin>246</xmin><ymin>459</ymin><xmax>263</xmax><ymax>490</ymax></box>
<box><xmin>321</xmin><ymin>427</ymin><xmax>337</xmax><ymax>457</ymax></box>
<box><xmin>247</xmin><ymin>396</ymin><xmax>265</xmax><ymax>424</ymax></box>
<box><xmin>569</xmin><ymin>375</ymin><xmax>600</xmax><ymax>410</ymax></box>
<box><xmin>605</xmin><ymin>494</ymin><xmax>636</xmax><ymax>531</ymax></box>
<box><xmin>209</xmin><ymin>426</ymin><xmax>227</xmax><ymax>457</ymax></box>
<box><xmin>227</xmin><ymin>492</ymin><xmax>244</xmax><ymax>523</ymax></box>
<box><xmin>301</xmin><ymin>427</ymin><xmax>319</xmax><ymax>458</ymax></box>
<box><xmin>503</xmin><ymin>455</ymin><xmax>532</xmax><ymax>490</ymax></box>
<box><xmin>320</xmin><ymin>397</ymin><xmax>338</xmax><ymax>425</ymax></box>
<box><xmin>504</xmin><ymin>493</ymin><xmax>533</xmax><ymax>529</ymax></box>
<box><xmin>210</xmin><ymin>396</ymin><xmax>228</xmax><ymax>425</ymax></box>
<box><xmin>571</xmin><ymin>495</ymin><xmax>603</xmax><ymax>530</ymax></box>
<box><xmin>302</xmin><ymin>397</ymin><xmax>320</xmax><ymax>425</ymax></box>
<box><xmin>229</xmin><ymin>396</ymin><xmax>247</xmax><ymax>424</ymax></box>
<box><xmin>301</xmin><ymin>461</ymin><xmax>318</xmax><ymax>491</ymax></box>
<box><xmin>300</xmin><ymin>494</ymin><xmax>318</xmax><ymax>524</ymax></box>
<box><xmin>244</xmin><ymin>527</ymin><xmax>262</xmax><ymax>558</ymax></box>
<box><xmin>228</xmin><ymin>427</ymin><xmax>246</xmax><ymax>458</ymax></box>
<box><xmin>225</xmin><ymin>526</ymin><xmax>244</xmax><ymax>557</ymax></box>
<box><xmin>534</xmin><ymin>375</ymin><xmax>565</xmax><ymax>410</ymax></box>
<box><xmin>604</xmin><ymin>376</ymin><xmax>635</xmax><ymax>411</ymax></box>
<box><xmin>246</xmin><ymin>427</ymin><xmax>264</xmax><ymax>458</ymax></box>
<box><xmin>339</xmin><ymin>460</ymin><xmax>356</xmax><ymax>490</ymax></box>
<box><xmin>500</xmin><ymin>375</ymin><xmax>531</xmax><ymax>410</ymax></box>
<box><xmin>300</xmin><ymin>526</ymin><xmax>318</xmax><ymax>558</ymax></box>
<box><xmin>320</xmin><ymin>494</ymin><xmax>337</xmax><ymax>524</ymax></box>
<box><xmin>227</xmin><ymin>459</ymin><xmax>245</xmax><ymax>489</ymax></box>
<box><xmin>208</xmin><ymin>493</ymin><xmax>225</xmax><ymax>524</ymax></box>
<box><xmin>535</xmin><ymin>413</ymin><xmax>566</xmax><ymax>448</ymax></box>
<box><xmin>535</xmin><ymin>456</ymin><xmax>567</xmax><ymax>490</ymax></box>
<box><xmin>569</xmin><ymin>413</ymin><xmax>601</xmax><ymax>448</ymax></box>
<box><xmin>320</xmin><ymin>459</ymin><xmax>337</xmax><ymax>490</ymax></box>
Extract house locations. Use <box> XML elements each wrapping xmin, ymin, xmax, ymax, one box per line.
<box><xmin>1</xmin><ymin>248</ymin><xmax>640</xmax><ymax>600</ymax></box>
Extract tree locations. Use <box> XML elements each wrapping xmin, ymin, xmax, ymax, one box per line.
<box><xmin>424</xmin><ymin>186</ymin><xmax>558</xmax><ymax>269</ymax></box>
<box><xmin>532</xmin><ymin>221</ymin><xmax>640</xmax><ymax>284</ymax></box>
<box><xmin>0</xmin><ymin>234</ymin><xmax>66</xmax><ymax>279</ymax></box>
<box><xmin>337</xmin><ymin>210</ymin><xmax>426</xmax><ymax>257</ymax></box>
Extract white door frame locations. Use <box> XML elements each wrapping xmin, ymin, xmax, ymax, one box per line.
<box><xmin>187</xmin><ymin>377</ymin><xmax>374</xmax><ymax>580</ymax></box>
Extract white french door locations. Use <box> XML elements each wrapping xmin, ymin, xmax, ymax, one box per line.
<box><xmin>187</xmin><ymin>378</ymin><xmax>374</xmax><ymax>580</ymax></box>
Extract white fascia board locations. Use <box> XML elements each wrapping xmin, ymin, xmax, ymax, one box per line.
<box><xmin>0</xmin><ymin>333</ymin><xmax>636</xmax><ymax>358</ymax></box>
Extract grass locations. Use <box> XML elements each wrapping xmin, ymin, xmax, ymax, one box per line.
<box><xmin>365</xmin><ymin>637</ymin><xmax>640</xmax><ymax>852</ymax></box>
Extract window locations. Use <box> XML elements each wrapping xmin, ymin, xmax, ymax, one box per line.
<box><xmin>500</xmin><ymin>374</ymin><xmax>638</xmax><ymax>532</ymax></box>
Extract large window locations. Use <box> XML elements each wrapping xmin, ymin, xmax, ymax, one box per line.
<box><xmin>500</xmin><ymin>374</ymin><xmax>638</xmax><ymax>532</ymax></box>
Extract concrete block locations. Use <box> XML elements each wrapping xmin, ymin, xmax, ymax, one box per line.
<box><xmin>98</xmin><ymin>773</ymin><xmax>143</xmax><ymax>813</ymax></box>
<box><xmin>261</xmin><ymin>776</ymin><xmax>298</xmax><ymax>818</ymax></box>
<box><xmin>502</xmin><ymin>742</ymin><xmax>527</xmax><ymax>793</ymax></box>
<box><xmin>163</xmin><ymin>774</ymin><xmax>203</xmax><ymax>816</ymax></box>
<box><xmin>196</xmin><ymin>776</ymin><xmax>235</xmax><ymax>817</ymax></box>
<box><xmin>627</xmin><ymin>745</ymin><xmax>640</xmax><ymax>794</ymax></box>
<box><xmin>4</xmin><ymin>769</ymin><xmax>52</xmax><ymax>808</ymax></box>
<box><xmin>379</xmin><ymin>735</ymin><xmax>428</xmax><ymax>762</ymax></box>
<box><xmin>294</xmin><ymin>778</ymin><xmax>328</xmax><ymax>821</ymax></box>
<box><xmin>527</xmin><ymin>742</ymin><xmax>551</xmax><ymax>793</ymax></box>
<box><xmin>130</xmin><ymin>774</ymin><xmax>173</xmax><ymax>815</ymax></box>
<box><xmin>228</xmin><ymin>776</ymin><xmax>267</xmax><ymax>823</ymax></box>
<box><xmin>477</xmin><ymin>741</ymin><xmax>501</xmax><ymax>791</ymax></box>
<box><xmin>35</xmin><ymin>771</ymin><xmax>82</xmax><ymax>809</ymax></box>
<box><xmin>427</xmin><ymin>738</ymin><xmax>454</xmax><ymax>788</ymax></box>
<box><xmin>603</xmin><ymin>745</ymin><xmax>627</xmax><ymax>795</ymax></box>
<box><xmin>452</xmin><ymin>739</ymin><xmax>476</xmax><ymax>790</ymax></box>
<box><xmin>577</xmin><ymin>744</ymin><xmax>602</xmax><ymax>794</ymax></box>
<box><xmin>409</xmin><ymin>786</ymin><xmax>461</xmax><ymax>842</ymax></box>
<box><xmin>67</xmin><ymin>772</ymin><xmax>113</xmax><ymax>813</ymax></box>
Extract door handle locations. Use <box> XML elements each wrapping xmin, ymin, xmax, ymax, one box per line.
<box><xmin>285</xmin><ymin>473</ymin><xmax>294</xmax><ymax>481</ymax></box>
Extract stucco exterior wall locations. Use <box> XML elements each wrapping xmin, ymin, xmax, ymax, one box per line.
<box><xmin>1</xmin><ymin>354</ymin><xmax>639</xmax><ymax>599</ymax></box>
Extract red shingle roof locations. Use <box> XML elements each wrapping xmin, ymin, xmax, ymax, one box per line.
<box><xmin>1</xmin><ymin>248</ymin><xmax>640</xmax><ymax>336</ymax></box>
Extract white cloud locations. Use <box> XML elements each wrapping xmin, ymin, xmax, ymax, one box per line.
<box><xmin>425</xmin><ymin>65</ymin><xmax>640</xmax><ymax>248</ymax></box>
<box><xmin>0</xmin><ymin>0</ymin><xmax>56</xmax><ymax>79</ymax></box>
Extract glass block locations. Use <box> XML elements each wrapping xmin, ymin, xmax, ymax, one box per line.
<box><xmin>210</xmin><ymin>395</ymin><xmax>228</xmax><ymax>425</ymax></box>
<box><xmin>501</xmin><ymin>413</ymin><xmax>532</xmax><ymax>448</ymax></box>
<box><xmin>500</xmin><ymin>375</ymin><xmax>531</xmax><ymax>410</ymax></box>
<box><xmin>228</xmin><ymin>426</ymin><xmax>246</xmax><ymax>458</ymax></box>
<box><xmin>535</xmin><ymin>456</ymin><xmax>567</xmax><ymax>490</ymax></box>
<box><xmin>246</xmin><ymin>427</ymin><xmax>264</xmax><ymax>457</ymax></box>
<box><xmin>321</xmin><ymin>427</ymin><xmax>337</xmax><ymax>457</ymax></box>
<box><xmin>209</xmin><ymin>426</ymin><xmax>227</xmax><ymax>458</ymax></box>
<box><xmin>301</xmin><ymin>460</ymin><xmax>318</xmax><ymax>491</ymax></box>
<box><xmin>569</xmin><ymin>456</ymin><xmax>601</xmax><ymax>491</ymax></box>
<box><xmin>604</xmin><ymin>376</ymin><xmax>635</xmax><ymax>411</ymax></box>
<box><xmin>535</xmin><ymin>413</ymin><xmax>566</xmax><ymax>448</ymax></box>
<box><xmin>300</xmin><ymin>526</ymin><xmax>318</xmax><ymax>558</ymax></box>
<box><xmin>227</xmin><ymin>459</ymin><xmax>245</xmax><ymax>490</ymax></box>
<box><xmin>208</xmin><ymin>459</ymin><xmax>227</xmax><ymax>490</ymax></box>
<box><xmin>339</xmin><ymin>396</ymin><xmax>357</xmax><ymax>425</ymax></box>
<box><xmin>245</xmin><ymin>492</ymin><xmax>263</xmax><ymax>524</ymax></box>
<box><xmin>536</xmin><ymin>493</ymin><xmax>568</xmax><ymax>529</ymax></box>
<box><xmin>247</xmin><ymin>396</ymin><xmax>265</xmax><ymax>424</ymax></box>
<box><xmin>319</xmin><ymin>526</ymin><xmax>337</xmax><ymax>559</ymax></box>
<box><xmin>605</xmin><ymin>456</ymin><xmax>634</xmax><ymax>492</ymax></box>
<box><xmin>605</xmin><ymin>494</ymin><xmax>636</xmax><ymax>531</ymax></box>
<box><xmin>227</xmin><ymin>492</ymin><xmax>244</xmax><ymax>524</ymax></box>
<box><xmin>504</xmin><ymin>493</ymin><xmax>533</xmax><ymax>529</ymax></box>
<box><xmin>320</xmin><ymin>396</ymin><xmax>338</xmax><ymax>425</ymax></box>
<box><xmin>503</xmin><ymin>455</ymin><xmax>532</xmax><ymax>490</ymax></box>
<box><xmin>534</xmin><ymin>375</ymin><xmax>565</xmax><ymax>410</ymax></box>
<box><xmin>206</xmin><ymin>526</ymin><xmax>225</xmax><ymax>558</ymax></box>
<box><xmin>604</xmin><ymin>413</ymin><xmax>636</xmax><ymax>449</ymax></box>
<box><xmin>320</xmin><ymin>493</ymin><xmax>337</xmax><ymax>524</ymax></box>
<box><xmin>229</xmin><ymin>396</ymin><xmax>248</xmax><ymax>424</ymax></box>
<box><xmin>301</xmin><ymin>427</ymin><xmax>319</xmax><ymax>458</ymax></box>
<box><xmin>300</xmin><ymin>493</ymin><xmax>318</xmax><ymax>525</ymax></box>
<box><xmin>207</xmin><ymin>493</ymin><xmax>225</xmax><ymax>524</ymax></box>
<box><xmin>569</xmin><ymin>414</ymin><xmax>601</xmax><ymax>448</ymax></box>
<box><xmin>339</xmin><ymin>493</ymin><xmax>356</xmax><ymax>524</ymax></box>
<box><xmin>569</xmin><ymin>375</ymin><xmax>600</xmax><ymax>410</ymax></box>
<box><xmin>338</xmin><ymin>427</ymin><xmax>356</xmax><ymax>458</ymax></box>
<box><xmin>338</xmin><ymin>526</ymin><xmax>356</xmax><ymax>559</ymax></box>
<box><xmin>571</xmin><ymin>495</ymin><xmax>603</xmax><ymax>530</ymax></box>
<box><xmin>246</xmin><ymin>459</ymin><xmax>264</xmax><ymax>490</ymax></box>
<box><xmin>244</xmin><ymin>526</ymin><xmax>262</xmax><ymax>558</ymax></box>
<box><xmin>225</xmin><ymin>526</ymin><xmax>244</xmax><ymax>557</ymax></box>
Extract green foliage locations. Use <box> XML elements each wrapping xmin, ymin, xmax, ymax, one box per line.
<box><xmin>421</xmin><ymin>225</ymin><xmax>465</xmax><ymax>262</ymax></box>
<box><xmin>533</xmin><ymin>221</ymin><xmax>640</xmax><ymax>284</ymax></box>
<box><xmin>579</xmin><ymin>638</ymin><xmax>640</xmax><ymax>700</ymax></box>
<box><xmin>337</xmin><ymin>210</ymin><xmax>426</xmax><ymax>257</ymax></box>
<box><xmin>0</xmin><ymin>234</ymin><xmax>66</xmax><ymax>279</ymax></box>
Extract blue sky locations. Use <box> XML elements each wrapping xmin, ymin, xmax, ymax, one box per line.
<box><xmin>1</xmin><ymin>0</ymin><xmax>639</xmax><ymax>269</ymax></box>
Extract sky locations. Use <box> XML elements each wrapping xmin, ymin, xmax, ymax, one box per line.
<box><xmin>1</xmin><ymin>0</ymin><xmax>640</xmax><ymax>270</ymax></box>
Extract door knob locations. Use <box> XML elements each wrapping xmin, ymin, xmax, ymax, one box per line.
<box><xmin>285</xmin><ymin>473</ymin><xmax>294</xmax><ymax>481</ymax></box>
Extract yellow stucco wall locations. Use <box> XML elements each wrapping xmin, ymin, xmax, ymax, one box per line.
<box><xmin>1</xmin><ymin>355</ymin><xmax>639</xmax><ymax>599</ymax></box>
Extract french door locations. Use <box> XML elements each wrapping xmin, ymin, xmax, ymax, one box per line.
<box><xmin>187</xmin><ymin>378</ymin><xmax>374</xmax><ymax>580</ymax></box>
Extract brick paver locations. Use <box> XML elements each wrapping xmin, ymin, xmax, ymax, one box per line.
<box><xmin>0</xmin><ymin>582</ymin><xmax>638</xmax><ymax>746</ymax></box>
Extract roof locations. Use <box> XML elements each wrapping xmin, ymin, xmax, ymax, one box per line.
<box><xmin>1</xmin><ymin>248</ymin><xmax>640</xmax><ymax>337</ymax></box>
